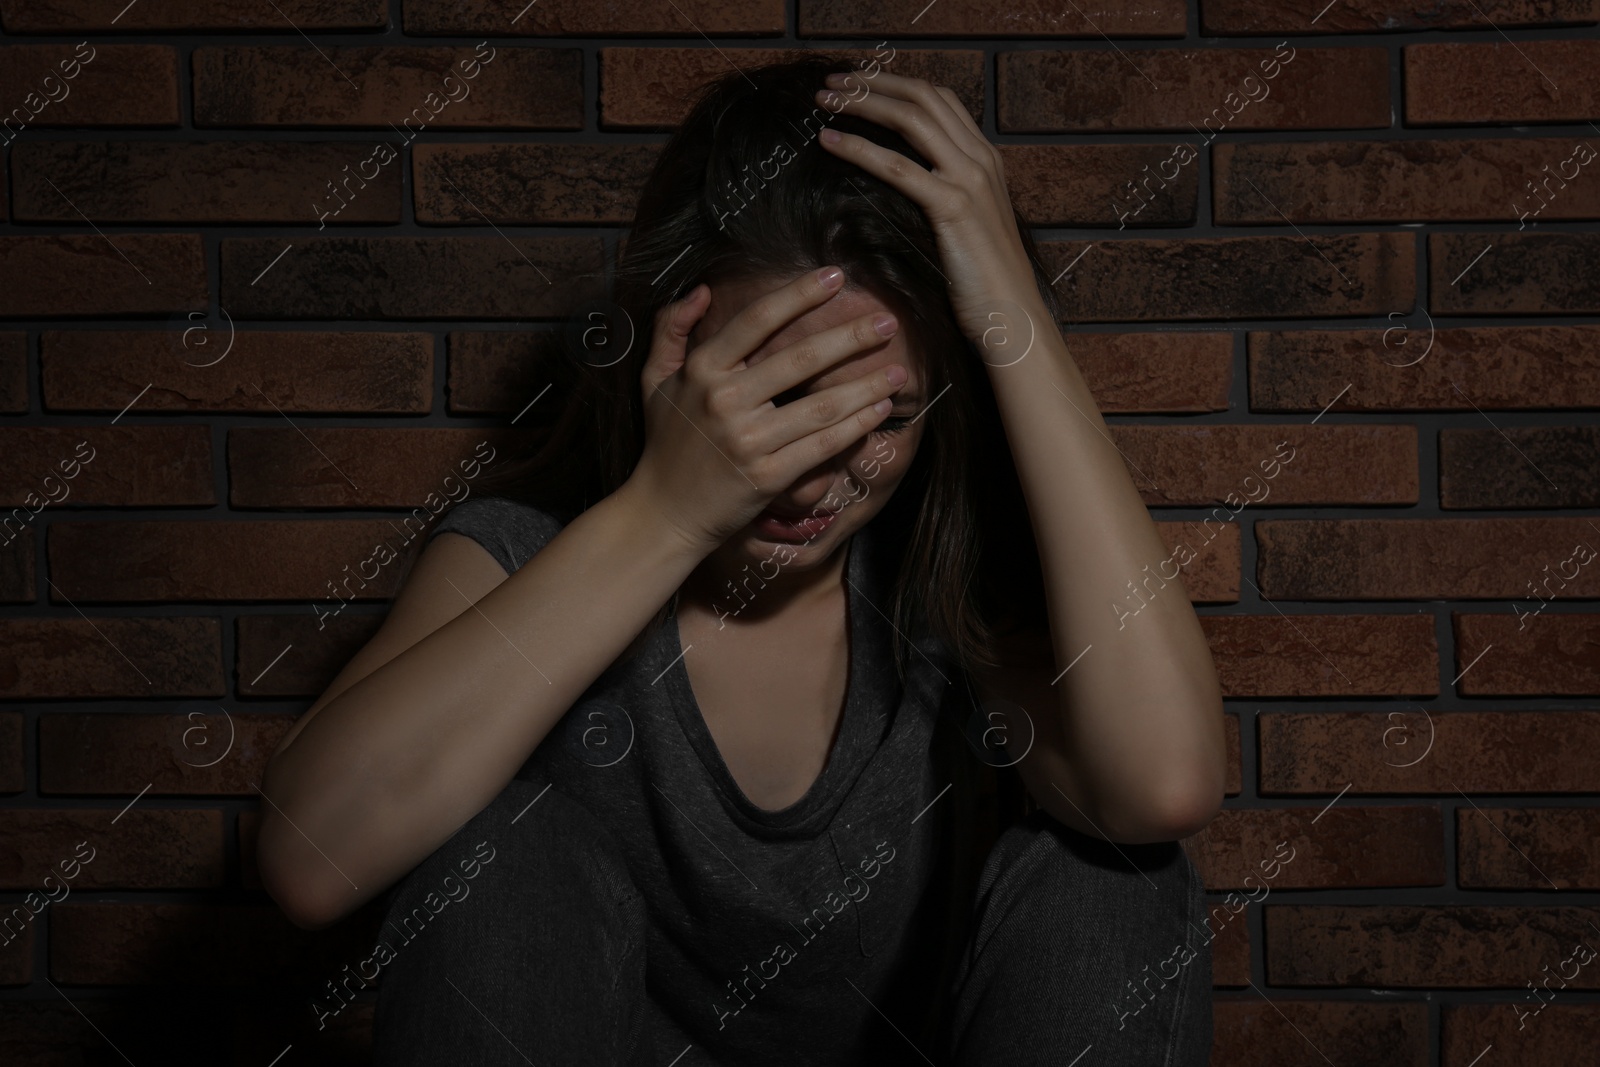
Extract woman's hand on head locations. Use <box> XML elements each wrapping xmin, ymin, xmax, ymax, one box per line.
<box><xmin>625</xmin><ymin>267</ymin><xmax>910</xmax><ymax>556</ymax></box>
<box><xmin>814</xmin><ymin>68</ymin><xmax>1044</xmax><ymax>351</ymax></box>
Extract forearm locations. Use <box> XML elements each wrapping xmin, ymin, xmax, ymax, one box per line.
<box><xmin>985</xmin><ymin>297</ymin><xmax>1226</xmax><ymax>828</ymax></box>
<box><xmin>258</xmin><ymin>479</ymin><xmax>706</xmax><ymax>923</ymax></box>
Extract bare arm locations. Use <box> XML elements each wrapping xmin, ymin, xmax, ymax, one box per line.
<box><xmin>977</xmin><ymin>310</ymin><xmax>1227</xmax><ymax>843</ymax></box>
<box><xmin>256</xmin><ymin>480</ymin><xmax>706</xmax><ymax>929</ymax></box>
<box><xmin>257</xmin><ymin>267</ymin><xmax>910</xmax><ymax>929</ymax></box>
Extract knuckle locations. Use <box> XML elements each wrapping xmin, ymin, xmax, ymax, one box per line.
<box><xmin>790</xmin><ymin>343</ymin><xmax>820</xmax><ymax>375</ymax></box>
<box><xmin>729</xmin><ymin>424</ymin><xmax>760</xmax><ymax>458</ymax></box>
<box><xmin>747</xmin><ymin>456</ymin><xmax>778</xmax><ymax>492</ymax></box>
<box><xmin>705</xmin><ymin>380</ymin><xmax>738</xmax><ymax>415</ymax></box>
<box><xmin>812</xmin><ymin>423</ymin><xmax>840</xmax><ymax>459</ymax></box>
<box><xmin>745</xmin><ymin>297</ymin><xmax>781</xmax><ymax>335</ymax></box>
<box><xmin>810</xmin><ymin>393</ymin><xmax>839</xmax><ymax>423</ymax></box>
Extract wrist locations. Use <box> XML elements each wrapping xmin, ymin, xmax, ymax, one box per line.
<box><xmin>611</xmin><ymin>474</ymin><xmax>718</xmax><ymax>564</ymax></box>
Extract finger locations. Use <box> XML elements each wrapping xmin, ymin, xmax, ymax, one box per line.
<box><xmin>768</xmin><ymin>392</ymin><xmax>898</xmax><ymax>476</ymax></box>
<box><xmin>749</xmin><ymin>361</ymin><xmax>907</xmax><ymax>455</ymax></box>
<box><xmin>933</xmin><ymin>84</ymin><xmax>993</xmax><ymax>154</ymax></box>
<box><xmin>815</xmin><ymin>124</ymin><xmax>948</xmax><ymax>210</ymax></box>
<box><xmin>695</xmin><ymin>267</ymin><xmax>846</xmax><ymax>374</ymax></box>
<box><xmin>641</xmin><ymin>283</ymin><xmax>709</xmax><ymax>392</ymax></box>
<box><xmin>734</xmin><ymin>310</ymin><xmax>899</xmax><ymax>409</ymax></box>
<box><xmin>820</xmin><ymin>70</ymin><xmax>994</xmax><ymax>170</ymax></box>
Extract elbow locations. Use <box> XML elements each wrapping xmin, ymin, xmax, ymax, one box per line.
<box><xmin>1149</xmin><ymin>771</ymin><xmax>1226</xmax><ymax>841</ymax></box>
<box><xmin>256</xmin><ymin>811</ymin><xmax>346</xmax><ymax>932</ymax></box>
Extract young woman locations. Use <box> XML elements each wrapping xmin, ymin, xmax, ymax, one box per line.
<box><xmin>257</xmin><ymin>54</ymin><xmax>1226</xmax><ymax>1066</ymax></box>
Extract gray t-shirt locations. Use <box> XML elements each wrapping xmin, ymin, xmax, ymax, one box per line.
<box><xmin>424</xmin><ymin>494</ymin><xmax>986</xmax><ymax>1065</ymax></box>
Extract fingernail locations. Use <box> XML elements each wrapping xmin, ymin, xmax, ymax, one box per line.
<box><xmin>873</xmin><ymin>398</ymin><xmax>892</xmax><ymax>415</ymax></box>
<box><xmin>885</xmin><ymin>364</ymin><xmax>907</xmax><ymax>386</ymax></box>
<box><xmin>818</xmin><ymin>266</ymin><xmax>844</xmax><ymax>288</ymax></box>
<box><xmin>873</xmin><ymin>314</ymin><xmax>897</xmax><ymax>336</ymax></box>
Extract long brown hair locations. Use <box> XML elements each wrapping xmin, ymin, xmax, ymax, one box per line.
<box><xmin>468</xmin><ymin>50</ymin><xmax>1060</xmax><ymax>681</ymax></box>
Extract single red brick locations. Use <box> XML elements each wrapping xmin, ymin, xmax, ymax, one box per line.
<box><xmin>0</xmin><ymin>0</ymin><xmax>387</xmax><ymax>30</ymax></box>
<box><xmin>41</xmin><ymin>330</ymin><xmax>433</xmax><ymax>414</ymax></box>
<box><xmin>48</xmin><ymin>519</ymin><xmax>443</xmax><ymax>602</ymax></box>
<box><xmin>49</xmin><ymin>901</ymin><xmax>381</xmax><ymax>983</ymax></box>
<box><xmin>193</xmin><ymin>45</ymin><xmax>582</xmax><ymax>128</ymax></box>
<box><xmin>229</xmin><ymin>428</ymin><xmax>537</xmax><ymax>508</ymax></box>
<box><xmin>805</xmin><ymin>0</ymin><xmax>1186</xmax><ymax>36</ymax></box>
<box><xmin>600</xmin><ymin>47</ymin><xmax>984</xmax><ymax>129</ymax></box>
<box><xmin>38</xmin><ymin>711</ymin><xmax>293</xmax><ymax>795</ymax></box>
<box><xmin>1210</xmin><ymin>907</ymin><xmax>1251</xmax><ymax>986</ymax></box>
<box><xmin>1185</xmin><ymin>806</ymin><xmax>1444</xmax><ymax>889</ymax></box>
<box><xmin>1432</xmin><ymin>233</ymin><xmax>1600</xmax><ymax>315</ymax></box>
<box><xmin>1260</xmin><ymin>710</ymin><xmax>1600</xmax><ymax>794</ymax></box>
<box><xmin>218</xmin><ymin>236</ymin><xmax>605</xmax><ymax>320</ymax></box>
<box><xmin>0</xmin><ymin>712</ymin><xmax>22</xmax><ymax>793</ymax></box>
<box><xmin>1453</xmin><ymin>613</ymin><xmax>1600</xmax><ymax>697</ymax></box>
<box><xmin>0</xmin><ymin>427</ymin><xmax>213</xmax><ymax>507</ymax></box>
<box><xmin>1067</xmin><ymin>332</ymin><xmax>1233</xmax><ymax>412</ymax></box>
<box><xmin>1044</xmin><ymin>233</ymin><xmax>1414</xmax><ymax>321</ymax></box>
<box><xmin>1204</xmin><ymin>0</ymin><xmax>1599</xmax><ymax>34</ymax></box>
<box><xmin>1259</xmin><ymin>518</ymin><xmax>1600</xmax><ymax>599</ymax></box>
<box><xmin>998</xmin><ymin>46</ymin><xmax>1389</xmax><ymax>132</ymax></box>
<box><xmin>1216</xmin><ymin>138</ymin><xmax>1600</xmax><ymax>224</ymax></box>
<box><xmin>1249</xmin><ymin>325</ymin><xmax>1600</xmax><ymax>412</ymax></box>
<box><xmin>0</xmin><ymin>810</ymin><xmax>223</xmax><ymax>889</ymax></box>
<box><xmin>0</xmin><ymin>332</ymin><xmax>25</xmax><ymax>412</ymax></box>
<box><xmin>407</xmin><ymin>0</ymin><xmax>783</xmax><ymax>34</ymax></box>
<box><xmin>1406</xmin><ymin>41</ymin><xmax>1600</xmax><ymax>124</ymax></box>
<box><xmin>1224</xmin><ymin>713</ymin><xmax>1241</xmax><ymax>796</ymax></box>
<box><xmin>415</xmin><ymin>143</ymin><xmax>657</xmax><ymax>225</ymax></box>
<box><xmin>237</xmin><ymin>810</ymin><xmax>263</xmax><ymax>890</ymax></box>
<box><xmin>1442</xmin><ymin>1003</ymin><xmax>1600</xmax><ymax>1066</ymax></box>
<box><xmin>1266</xmin><ymin>905</ymin><xmax>1600</xmax><ymax>987</ymax></box>
<box><xmin>0</xmin><ymin>234</ymin><xmax>206</xmax><ymax>318</ymax></box>
<box><xmin>0</xmin><ymin>926</ymin><xmax>32</xmax><ymax>986</ymax></box>
<box><xmin>235</xmin><ymin>613</ymin><xmax>382</xmax><ymax>698</ymax></box>
<box><xmin>0</xmin><ymin>529</ymin><xmax>34</xmax><ymax>603</ymax></box>
<box><xmin>0</xmin><ymin>617</ymin><xmax>223</xmax><ymax>698</ymax></box>
<box><xmin>0</xmin><ymin>44</ymin><xmax>178</xmax><ymax>128</ymax></box>
<box><xmin>1002</xmin><ymin>144</ymin><xmax>1201</xmax><ymax>227</ymax></box>
<box><xmin>11</xmin><ymin>140</ymin><xmax>402</xmax><ymax>225</ymax></box>
<box><xmin>447</xmin><ymin>329</ymin><xmax>572</xmax><ymax>416</ymax></box>
<box><xmin>1457</xmin><ymin>807</ymin><xmax>1600</xmax><ymax>889</ymax></box>
<box><xmin>1212</xmin><ymin>1001</ymin><xmax>1429</xmax><ymax>1067</ymax></box>
<box><xmin>1440</xmin><ymin>426</ymin><xmax>1600</xmax><ymax>508</ymax></box>
<box><xmin>1112</xmin><ymin>424</ymin><xmax>1416</xmax><ymax>506</ymax></box>
<box><xmin>1203</xmin><ymin>614</ymin><xmax>1438</xmax><ymax>698</ymax></box>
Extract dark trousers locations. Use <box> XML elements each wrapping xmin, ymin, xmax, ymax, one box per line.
<box><xmin>370</xmin><ymin>778</ymin><xmax>1213</xmax><ymax>1066</ymax></box>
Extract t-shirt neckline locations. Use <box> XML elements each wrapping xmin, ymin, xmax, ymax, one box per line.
<box><xmin>662</xmin><ymin>524</ymin><xmax>888</xmax><ymax>837</ymax></box>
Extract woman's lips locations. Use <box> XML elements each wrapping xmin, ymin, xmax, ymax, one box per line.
<box><xmin>752</xmin><ymin>507</ymin><xmax>838</xmax><ymax>543</ymax></box>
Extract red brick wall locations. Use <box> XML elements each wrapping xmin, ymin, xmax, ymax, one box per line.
<box><xmin>2</xmin><ymin>3</ymin><xmax>1598</xmax><ymax>1064</ymax></box>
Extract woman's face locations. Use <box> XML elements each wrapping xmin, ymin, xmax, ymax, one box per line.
<box><xmin>683</xmin><ymin>272</ymin><xmax>929</xmax><ymax>572</ymax></box>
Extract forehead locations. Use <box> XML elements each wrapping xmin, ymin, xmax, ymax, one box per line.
<box><xmin>689</xmin><ymin>274</ymin><xmax>921</xmax><ymax>391</ymax></box>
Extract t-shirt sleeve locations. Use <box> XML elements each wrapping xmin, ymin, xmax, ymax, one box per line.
<box><xmin>425</xmin><ymin>496</ymin><xmax>568</xmax><ymax>576</ymax></box>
